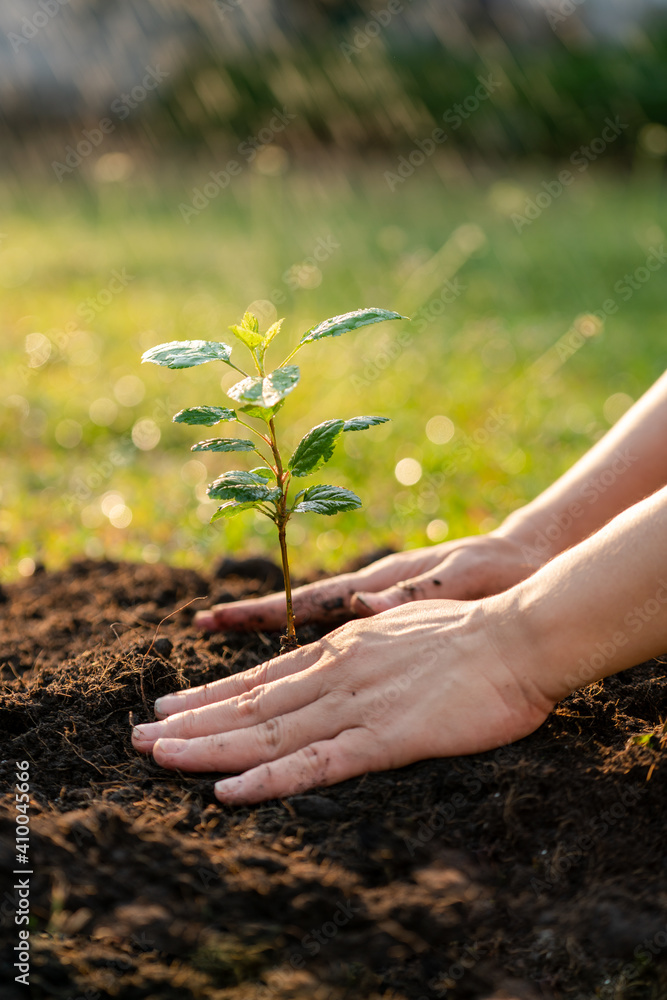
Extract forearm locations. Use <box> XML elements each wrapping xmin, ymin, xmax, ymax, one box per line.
<box><xmin>492</xmin><ymin>485</ymin><xmax>667</xmax><ymax>703</ymax></box>
<box><xmin>495</xmin><ymin>369</ymin><xmax>667</xmax><ymax>560</ymax></box>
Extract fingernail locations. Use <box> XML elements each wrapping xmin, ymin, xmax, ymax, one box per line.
<box><xmin>153</xmin><ymin>697</ymin><xmax>171</xmax><ymax>715</ymax></box>
<box><xmin>154</xmin><ymin>738</ymin><xmax>187</xmax><ymax>754</ymax></box>
<box><xmin>133</xmin><ymin>723</ymin><xmax>161</xmax><ymax>742</ymax></box>
<box><xmin>194</xmin><ymin>613</ymin><xmax>215</xmax><ymax>628</ymax></box>
<box><xmin>215</xmin><ymin>776</ymin><xmax>244</xmax><ymax>799</ymax></box>
<box><xmin>351</xmin><ymin>593</ymin><xmax>373</xmax><ymax>614</ymax></box>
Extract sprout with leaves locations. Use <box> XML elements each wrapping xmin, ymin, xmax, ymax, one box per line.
<box><xmin>142</xmin><ymin>307</ymin><xmax>405</xmax><ymax>650</ymax></box>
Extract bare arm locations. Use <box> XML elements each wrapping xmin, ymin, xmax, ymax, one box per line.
<box><xmin>496</xmin><ymin>368</ymin><xmax>667</xmax><ymax>561</ymax></box>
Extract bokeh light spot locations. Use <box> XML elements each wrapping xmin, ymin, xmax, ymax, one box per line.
<box><xmin>93</xmin><ymin>152</ymin><xmax>135</xmax><ymax>182</ymax></box>
<box><xmin>426</xmin><ymin>415</ymin><xmax>455</xmax><ymax>444</ymax></box>
<box><xmin>25</xmin><ymin>332</ymin><xmax>52</xmax><ymax>368</ymax></box>
<box><xmin>316</xmin><ymin>529</ymin><xmax>343</xmax><ymax>552</ymax></box>
<box><xmin>639</xmin><ymin>123</ymin><xmax>667</xmax><ymax>157</ymax></box>
<box><xmin>101</xmin><ymin>492</ymin><xmax>125</xmax><ymax>517</ymax></box>
<box><xmin>132</xmin><ymin>418</ymin><xmax>161</xmax><ymax>451</ymax></box>
<box><xmin>253</xmin><ymin>146</ymin><xmax>289</xmax><ymax>176</ymax></box>
<box><xmin>108</xmin><ymin>504</ymin><xmax>132</xmax><ymax>528</ymax></box>
<box><xmin>55</xmin><ymin>419</ymin><xmax>83</xmax><ymax>449</ymax></box>
<box><xmin>394</xmin><ymin>458</ymin><xmax>422</xmax><ymax>485</ymax></box>
<box><xmin>17</xmin><ymin>557</ymin><xmax>36</xmax><ymax>577</ymax></box>
<box><xmin>89</xmin><ymin>397</ymin><xmax>119</xmax><ymax>426</ymax></box>
<box><xmin>181</xmin><ymin>459</ymin><xmax>207</xmax><ymax>485</ymax></box>
<box><xmin>426</xmin><ymin>519</ymin><xmax>449</xmax><ymax>542</ymax></box>
<box><xmin>114</xmin><ymin>375</ymin><xmax>145</xmax><ymax>407</ymax></box>
<box><xmin>603</xmin><ymin>392</ymin><xmax>634</xmax><ymax>425</ymax></box>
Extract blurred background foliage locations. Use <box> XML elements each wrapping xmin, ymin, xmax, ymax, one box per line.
<box><xmin>1</xmin><ymin>0</ymin><xmax>666</xmax><ymax>582</ymax></box>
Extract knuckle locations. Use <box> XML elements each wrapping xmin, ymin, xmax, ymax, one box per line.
<box><xmin>396</xmin><ymin>577</ymin><xmax>423</xmax><ymax>601</ymax></box>
<box><xmin>256</xmin><ymin>716</ymin><xmax>284</xmax><ymax>755</ymax></box>
<box><xmin>236</xmin><ymin>686</ymin><xmax>263</xmax><ymax>718</ymax></box>
<box><xmin>242</xmin><ymin>662</ymin><xmax>268</xmax><ymax>692</ymax></box>
<box><xmin>178</xmin><ymin>709</ymin><xmax>198</xmax><ymax>738</ymax></box>
<box><xmin>299</xmin><ymin>743</ymin><xmax>329</xmax><ymax>783</ymax></box>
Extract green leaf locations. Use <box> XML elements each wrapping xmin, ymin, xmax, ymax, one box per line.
<box><xmin>209</xmin><ymin>484</ymin><xmax>279</xmax><ymax>503</ymax></box>
<box><xmin>243</xmin><ymin>311</ymin><xmax>259</xmax><ymax>332</ymax></box>
<box><xmin>258</xmin><ymin>317</ymin><xmax>284</xmax><ymax>365</ymax></box>
<box><xmin>228</xmin><ymin>365</ymin><xmax>300</xmax><ymax>409</ymax></box>
<box><xmin>173</xmin><ymin>406</ymin><xmax>237</xmax><ymax>426</ymax></box>
<box><xmin>292</xmin><ymin>484</ymin><xmax>362</xmax><ymax>515</ymax></box>
<box><xmin>288</xmin><ymin>419</ymin><xmax>344</xmax><ymax>477</ymax></box>
<box><xmin>299</xmin><ymin>308</ymin><xmax>405</xmax><ymax>346</ymax></box>
<box><xmin>211</xmin><ymin>501</ymin><xmax>260</xmax><ymax>522</ymax></box>
<box><xmin>631</xmin><ymin>733</ymin><xmax>660</xmax><ymax>748</ymax></box>
<box><xmin>249</xmin><ymin>467</ymin><xmax>276</xmax><ymax>481</ymax></box>
<box><xmin>229</xmin><ymin>311</ymin><xmax>264</xmax><ymax>350</ymax></box>
<box><xmin>191</xmin><ymin>438</ymin><xmax>256</xmax><ymax>453</ymax></box>
<box><xmin>343</xmin><ymin>415</ymin><xmax>390</xmax><ymax>432</ymax></box>
<box><xmin>239</xmin><ymin>401</ymin><xmax>285</xmax><ymax>423</ymax></box>
<box><xmin>207</xmin><ymin>470</ymin><xmax>280</xmax><ymax>503</ymax></box>
<box><xmin>142</xmin><ymin>340</ymin><xmax>233</xmax><ymax>369</ymax></box>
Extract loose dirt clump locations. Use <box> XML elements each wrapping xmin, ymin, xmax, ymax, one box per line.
<box><xmin>1</xmin><ymin>558</ymin><xmax>667</xmax><ymax>999</ymax></box>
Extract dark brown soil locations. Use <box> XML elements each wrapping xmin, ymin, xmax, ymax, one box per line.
<box><xmin>1</xmin><ymin>557</ymin><xmax>667</xmax><ymax>1000</ymax></box>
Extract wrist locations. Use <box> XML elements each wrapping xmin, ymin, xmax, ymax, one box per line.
<box><xmin>493</xmin><ymin>503</ymin><xmax>581</xmax><ymax>564</ymax></box>
<box><xmin>484</xmin><ymin>579</ymin><xmax>579</xmax><ymax>706</ymax></box>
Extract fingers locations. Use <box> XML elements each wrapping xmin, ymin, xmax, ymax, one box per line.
<box><xmin>351</xmin><ymin>568</ymin><xmax>450</xmax><ymax>616</ymax></box>
<box><xmin>133</xmin><ymin>662</ymin><xmax>326</xmax><ymax>750</ymax></box>
<box><xmin>194</xmin><ymin>591</ymin><xmax>291</xmax><ymax>632</ymax></box>
<box><xmin>147</xmin><ymin>692</ymin><xmax>351</xmax><ymax>774</ymax></box>
<box><xmin>213</xmin><ymin>727</ymin><xmax>382</xmax><ymax>804</ymax></box>
<box><xmin>194</xmin><ymin>575</ymin><xmax>358</xmax><ymax>632</ymax></box>
<box><xmin>194</xmin><ymin>549</ymin><xmax>445</xmax><ymax>633</ymax></box>
<box><xmin>149</xmin><ymin>642</ymin><xmax>322</xmax><ymax>720</ymax></box>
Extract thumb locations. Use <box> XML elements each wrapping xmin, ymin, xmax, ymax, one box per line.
<box><xmin>351</xmin><ymin>572</ymin><xmax>446</xmax><ymax>616</ymax></box>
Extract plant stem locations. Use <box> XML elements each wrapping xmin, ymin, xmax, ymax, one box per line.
<box><xmin>267</xmin><ymin>417</ymin><xmax>298</xmax><ymax>644</ymax></box>
<box><xmin>277</xmin><ymin>519</ymin><xmax>296</xmax><ymax>643</ymax></box>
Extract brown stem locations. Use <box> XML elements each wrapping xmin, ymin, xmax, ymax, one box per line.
<box><xmin>277</xmin><ymin>520</ymin><xmax>296</xmax><ymax>642</ymax></box>
<box><xmin>268</xmin><ymin>418</ymin><xmax>298</xmax><ymax>645</ymax></box>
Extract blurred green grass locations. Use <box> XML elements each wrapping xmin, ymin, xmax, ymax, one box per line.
<box><xmin>1</xmin><ymin>167</ymin><xmax>665</xmax><ymax>583</ymax></box>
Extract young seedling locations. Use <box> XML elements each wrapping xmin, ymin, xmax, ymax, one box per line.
<box><xmin>142</xmin><ymin>306</ymin><xmax>405</xmax><ymax>650</ymax></box>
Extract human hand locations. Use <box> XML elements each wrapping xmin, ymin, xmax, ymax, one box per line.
<box><xmin>132</xmin><ymin>596</ymin><xmax>554</xmax><ymax>805</ymax></box>
<box><xmin>193</xmin><ymin>533</ymin><xmax>544</xmax><ymax>632</ymax></box>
